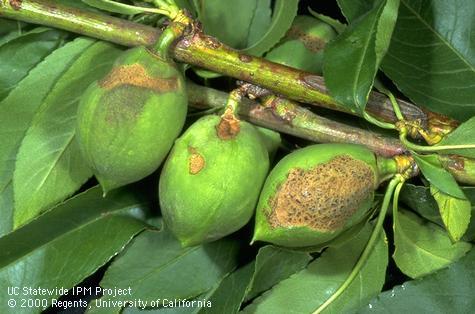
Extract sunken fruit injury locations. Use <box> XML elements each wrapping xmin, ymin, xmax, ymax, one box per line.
<box><xmin>265</xmin><ymin>15</ymin><xmax>337</xmax><ymax>74</ymax></box>
<box><xmin>159</xmin><ymin>91</ymin><xmax>273</xmax><ymax>247</ymax></box>
<box><xmin>252</xmin><ymin>144</ymin><xmax>399</xmax><ymax>247</ymax></box>
<box><xmin>76</xmin><ymin>17</ymin><xmax>188</xmax><ymax>194</ymax></box>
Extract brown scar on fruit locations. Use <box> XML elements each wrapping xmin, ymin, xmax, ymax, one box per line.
<box><xmin>216</xmin><ymin>108</ymin><xmax>241</xmax><ymax>140</ymax></box>
<box><xmin>268</xmin><ymin>155</ymin><xmax>374</xmax><ymax>232</ymax></box>
<box><xmin>188</xmin><ymin>147</ymin><xmax>205</xmax><ymax>174</ymax></box>
<box><xmin>99</xmin><ymin>64</ymin><xmax>178</xmax><ymax>92</ymax></box>
<box><xmin>286</xmin><ymin>26</ymin><xmax>327</xmax><ymax>53</ymax></box>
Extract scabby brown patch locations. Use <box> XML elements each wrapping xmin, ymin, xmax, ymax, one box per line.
<box><xmin>188</xmin><ymin>147</ymin><xmax>205</xmax><ymax>174</ymax></box>
<box><xmin>216</xmin><ymin>109</ymin><xmax>240</xmax><ymax>140</ymax></box>
<box><xmin>267</xmin><ymin>155</ymin><xmax>374</xmax><ymax>232</ymax></box>
<box><xmin>99</xmin><ymin>64</ymin><xmax>178</xmax><ymax>92</ymax></box>
<box><xmin>286</xmin><ymin>26</ymin><xmax>327</xmax><ymax>53</ymax></box>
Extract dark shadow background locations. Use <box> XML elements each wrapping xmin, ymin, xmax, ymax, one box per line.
<box><xmin>301</xmin><ymin>0</ymin><xmax>345</xmax><ymax>21</ymax></box>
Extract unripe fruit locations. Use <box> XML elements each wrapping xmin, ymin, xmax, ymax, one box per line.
<box><xmin>255</xmin><ymin>126</ymin><xmax>281</xmax><ymax>161</ymax></box>
<box><xmin>76</xmin><ymin>46</ymin><xmax>187</xmax><ymax>193</ymax></box>
<box><xmin>265</xmin><ymin>15</ymin><xmax>337</xmax><ymax>74</ymax></box>
<box><xmin>253</xmin><ymin>144</ymin><xmax>398</xmax><ymax>247</ymax></box>
<box><xmin>159</xmin><ymin>114</ymin><xmax>271</xmax><ymax>247</ymax></box>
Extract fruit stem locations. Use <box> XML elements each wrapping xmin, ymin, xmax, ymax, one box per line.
<box><xmin>216</xmin><ymin>89</ymin><xmax>244</xmax><ymax>140</ymax></box>
<box><xmin>151</xmin><ymin>10</ymin><xmax>190</xmax><ymax>58</ymax></box>
<box><xmin>224</xmin><ymin>89</ymin><xmax>244</xmax><ymax>116</ymax></box>
<box><xmin>376</xmin><ymin>156</ymin><xmax>398</xmax><ymax>184</ymax></box>
<box><xmin>152</xmin><ymin>27</ymin><xmax>177</xmax><ymax>58</ymax></box>
<box><xmin>313</xmin><ymin>176</ymin><xmax>402</xmax><ymax>314</ymax></box>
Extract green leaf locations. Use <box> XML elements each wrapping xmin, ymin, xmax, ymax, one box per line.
<box><xmin>0</xmin><ymin>19</ymin><xmax>31</xmax><ymax>45</ymax></box>
<box><xmin>0</xmin><ymin>185</ymin><xmax>149</xmax><ymax>313</ymax></box>
<box><xmin>201</xmin><ymin>245</ymin><xmax>311</xmax><ymax>313</ymax></box>
<box><xmin>337</xmin><ymin>0</ymin><xmax>374</xmax><ymax>22</ymax></box>
<box><xmin>13</xmin><ymin>41</ymin><xmax>122</xmax><ymax>228</ymax></box>
<box><xmin>431</xmin><ymin>185</ymin><xmax>471</xmax><ymax>242</ymax></box>
<box><xmin>60</xmin><ymin>0</ymin><xmax>105</xmax><ymax>12</ymax></box>
<box><xmin>324</xmin><ymin>0</ymin><xmax>399</xmax><ymax>115</ymax></box>
<box><xmin>199</xmin><ymin>0</ymin><xmax>258</xmax><ymax>48</ymax></box>
<box><xmin>0</xmin><ymin>31</ymin><xmax>22</xmax><ymax>47</ymax></box>
<box><xmin>241</xmin><ymin>0</ymin><xmax>299</xmax><ymax>56</ymax></box>
<box><xmin>296</xmin><ymin>216</ymin><xmax>371</xmax><ymax>253</ymax></box>
<box><xmin>118</xmin><ymin>290</ymin><xmax>218</xmax><ymax>314</ymax></box>
<box><xmin>374</xmin><ymin>0</ymin><xmax>400</xmax><ymax>65</ymax></box>
<box><xmin>174</xmin><ymin>0</ymin><xmax>196</xmax><ymax>15</ymax></box>
<box><xmin>201</xmin><ymin>263</ymin><xmax>254</xmax><ymax>314</ymax></box>
<box><xmin>401</xmin><ymin>184</ymin><xmax>475</xmax><ymax>242</ymax></box>
<box><xmin>243</xmin><ymin>224</ymin><xmax>388</xmax><ymax>314</ymax></box>
<box><xmin>0</xmin><ymin>38</ymin><xmax>97</xmax><ymax>236</ymax></box>
<box><xmin>0</xmin><ymin>18</ymin><xmax>21</xmax><ymax>36</ymax></box>
<box><xmin>246</xmin><ymin>0</ymin><xmax>272</xmax><ymax>47</ymax></box>
<box><xmin>359</xmin><ymin>248</ymin><xmax>475</xmax><ymax>313</ymax></box>
<box><xmin>97</xmin><ymin>229</ymin><xmax>241</xmax><ymax>305</ymax></box>
<box><xmin>308</xmin><ymin>9</ymin><xmax>347</xmax><ymax>34</ymax></box>
<box><xmin>435</xmin><ymin>116</ymin><xmax>475</xmax><ymax>159</ymax></box>
<box><xmin>393</xmin><ymin>209</ymin><xmax>471</xmax><ymax>279</ymax></box>
<box><xmin>400</xmin><ymin>184</ymin><xmax>443</xmax><ymax>225</ymax></box>
<box><xmin>461</xmin><ymin>187</ymin><xmax>475</xmax><ymax>241</ymax></box>
<box><xmin>82</xmin><ymin>0</ymin><xmax>152</xmax><ymax>15</ymax></box>
<box><xmin>381</xmin><ymin>0</ymin><xmax>475</xmax><ymax>121</ymax></box>
<box><xmin>412</xmin><ymin>153</ymin><xmax>466</xmax><ymax>199</ymax></box>
<box><xmin>0</xmin><ymin>27</ymin><xmax>66</xmax><ymax>101</ymax></box>
<box><xmin>245</xmin><ymin>246</ymin><xmax>312</xmax><ymax>301</ymax></box>
<box><xmin>0</xmin><ymin>182</ymin><xmax>13</xmax><ymax>238</ymax></box>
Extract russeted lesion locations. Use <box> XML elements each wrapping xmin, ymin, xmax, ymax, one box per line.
<box><xmin>267</xmin><ymin>155</ymin><xmax>375</xmax><ymax>232</ymax></box>
<box><xmin>99</xmin><ymin>64</ymin><xmax>178</xmax><ymax>92</ymax></box>
<box><xmin>188</xmin><ymin>147</ymin><xmax>205</xmax><ymax>175</ymax></box>
<box><xmin>99</xmin><ymin>63</ymin><xmax>180</xmax><ymax>123</ymax></box>
<box><xmin>216</xmin><ymin>108</ymin><xmax>241</xmax><ymax>140</ymax></box>
<box><xmin>286</xmin><ymin>25</ymin><xmax>327</xmax><ymax>53</ymax></box>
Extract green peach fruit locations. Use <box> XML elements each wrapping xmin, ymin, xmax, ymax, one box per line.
<box><xmin>253</xmin><ymin>144</ymin><xmax>398</xmax><ymax>247</ymax></box>
<box><xmin>255</xmin><ymin>126</ymin><xmax>281</xmax><ymax>161</ymax></box>
<box><xmin>265</xmin><ymin>15</ymin><xmax>337</xmax><ymax>74</ymax></box>
<box><xmin>76</xmin><ymin>46</ymin><xmax>188</xmax><ymax>193</ymax></box>
<box><xmin>159</xmin><ymin>114</ymin><xmax>270</xmax><ymax>247</ymax></box>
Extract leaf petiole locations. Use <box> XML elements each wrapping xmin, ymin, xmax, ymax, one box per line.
<box><xmin>392</xmin><ymin>180</ymin><xmax>404</xmax><ymax>218</ymax></box>
<box><xmin>313</xmin><ymin>176</ymin><xmax>403</xmax><ymax>314</ymax></box>
<box><xmin>399</xmin><ymin>131</ymin><xmax>475</xmax><ymax>152</ymax></box>
<box><xmin>363</xmin><ymin>111</ymin><xmax>396</xmax><ymax>129</ymax></box>
<box><xmin>88</xmin><ymin>0</ymin><xmax>172</xmax><ymax>17</ymax></box>
<box><xmin>387</xmin><ymin>90</ymin><xmax>405</xmax><ymax>121</ymax></box>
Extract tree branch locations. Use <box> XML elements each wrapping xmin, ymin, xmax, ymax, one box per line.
<box><xmin>186</xmin><ymin>82</ymin><xmax>475</xmax><ymax>185</ymax></box>
<box><xmin>0</xmin><ymin>0</ymin><xmax>456</xmax><ymax>133</ymax></box>
<box><xmin>1</xmin><ymin>0</ymin><xmax>472</xmax><ymax>184</ymax></box>
<box><xmin>186</xmin><ymin>82</ymin><xmax>405</xmax><ymax>157</ymax></box>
